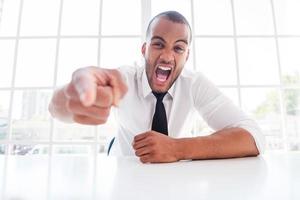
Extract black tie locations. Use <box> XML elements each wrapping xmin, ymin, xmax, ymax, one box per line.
<box><xmin>151</xmin><ymin>92</ymin><xmax>168</xmax><ymax>135</ymax></box>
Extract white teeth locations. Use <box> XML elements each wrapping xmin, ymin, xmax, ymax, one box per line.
<box><xmin>158</xmin><ymin>66</ymin><xmax>171</xmax><ymax>71</ymax></box>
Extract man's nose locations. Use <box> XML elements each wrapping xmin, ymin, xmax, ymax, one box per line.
<box><xmin>159</xmin><ymin>49</ymin><xmax>174</xmax><ymax>64</ymax></box>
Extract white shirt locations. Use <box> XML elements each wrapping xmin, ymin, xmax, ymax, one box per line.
<box><xmin>111</xmin><ymin>65</ymin><xmax>265</xmax><ymax>156</ymax></box>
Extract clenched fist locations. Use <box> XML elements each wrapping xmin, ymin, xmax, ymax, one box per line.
<box><xmin>49</xmin><ymin>66</ymin><xmax>128</xmax><ymax>125</ymax></box>
<box><xmin>132</xmin><ymin>131</ymin><xmax>179</xmax><ymax>163</ymax></box>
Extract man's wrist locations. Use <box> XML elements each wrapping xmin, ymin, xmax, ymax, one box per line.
<box><xmin>173</xmin><ymin>138</ymin><xmax>185</xmax><ymax>161</ymax></box>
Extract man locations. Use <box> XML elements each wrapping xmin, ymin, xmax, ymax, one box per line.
<box><xmin>49</xmin><ymin>11</ymin><xmax>265</xmax><ymax>163</ymax></box>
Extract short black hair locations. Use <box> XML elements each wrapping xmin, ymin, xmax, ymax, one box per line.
<box><xmin>146</xmin><ymin>11</ymin><xmax>192</xmax><ymax>43</ymax></box>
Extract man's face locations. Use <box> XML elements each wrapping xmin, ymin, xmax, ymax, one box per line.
<box><xmin>142</xmin><ymin>17</ymin><xmax>190</xmax><ymax>93</ymax></box>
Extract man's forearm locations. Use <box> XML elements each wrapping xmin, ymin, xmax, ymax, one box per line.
<box><xmin>174</xmin><ymin>127</ymin><xmax>259</xmax><ymax>160</ymax></box>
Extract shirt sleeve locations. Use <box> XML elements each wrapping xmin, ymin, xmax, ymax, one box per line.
<box><xmin>192</xmin><ymin>73</ymin><xmax>266</xmax><ymax>153</ymax></box>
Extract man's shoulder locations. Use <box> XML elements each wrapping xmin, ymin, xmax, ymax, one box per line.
<box><xmin>180</xmin><ymin>68</ymin><xmax>206</xmax><ymax>83</ymax></box>
<box><xmin>177</xmin><ymin>69</ymin><xmax>216</xmax><ymax>95</ymax></box>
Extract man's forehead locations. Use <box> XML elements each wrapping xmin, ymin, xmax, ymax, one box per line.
<box><xmin>148</xmin><ymin>18</ymin><xmax>190</xmax><ymax>44</ymax></box>
<box><xmin>151</xmin><ymin>17</ymin><xmax>188</xmax><ymax>32</ymax></box>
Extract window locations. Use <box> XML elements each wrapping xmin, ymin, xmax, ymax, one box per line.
<box><xmin>0</xmin><ymin>0</ymin><xmax>300</xmax><ymax>158</ymax></box>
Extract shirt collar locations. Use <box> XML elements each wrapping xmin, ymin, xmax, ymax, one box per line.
<box><xmin>141</xmin><ymin>68</ymin><xmax>175</xmax><ymax>99</ymax></box>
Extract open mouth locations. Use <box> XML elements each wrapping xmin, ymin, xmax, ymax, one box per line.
<box><xmin>155</xmin><ymin>65</ymin><xmax>172</xmax><ymax>83</ymax></box>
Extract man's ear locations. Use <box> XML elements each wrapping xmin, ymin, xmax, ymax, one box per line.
<box><xmin>141</xmin><ymin>42</ymin><xmax>146</xmax><ymax>57</ymax></box>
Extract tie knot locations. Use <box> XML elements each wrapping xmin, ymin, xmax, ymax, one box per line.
<box><xmin>152</xmin><ymin>92</ymin><xmax>167</xmax><ymax>101</ymax></box>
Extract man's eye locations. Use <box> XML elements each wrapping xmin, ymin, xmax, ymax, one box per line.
<box><xmin>152</xmin><ymin>43</ymin><xmax>164</xmax><ymax>48</ymax></box>
<box><xmin>174</xmin><ymin>46</ymin><xmax>185</xmax><ymax>53</ymax></box>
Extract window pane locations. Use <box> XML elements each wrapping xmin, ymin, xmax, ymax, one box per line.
<box><xmin>195</xmin><ymin>38</ymin><xmax>237</xmax><ymax>85</ymax></box>
<box><xmin>0</xmin><ymin>40</ymin><xmax>15</xmax><ymax>87</ymax></box>
<box><xmin>278</xmin><ymin>38</ymin><xmax>300</xmax><ymax>86</ymax></box>
<box><xmin>15</xmin><ymin>39</ymin><xmax>56</xmax><ymax>87</ymax></box>
<box><xmin>11</xmin><ymin>90</ymin><xmax>52</xmax><ymax>140</ymax></box>
<box><xmin>60</xmin><ymin>0</ymin><xmax>99</xmax><ymax>35</ymax></box>
<box><xmin>241</xmin><ymin>88</ymin><xmax>282</xmax><ymax>147</ymax></box>
<box><xmin>274</xmin><ymin>0</ymin><xmax>300</xmax><ymax>35</ymax></box>
<box><xmin>27</xmin><ymin>144</ymin><xmax>49</xmax><ymax>155</ymax></box>
<box><xmin>238</xmin><ymin>38</ymin><xmax>279</xmax><ymax>85</ymax></box>
<box><xmin>5</xmin><ymin>154</ymin><xmax>48</xmax><ymax>199</ymax></box>
<box><xmin>184</xmin><ymin>42</ymin><xmax>194</xmax><ymax>71</ymax></box>
<box><xmin>0</xmin><ymin>144</ymin><xmax>5</xmax><ymax>154</ymax></box>
<box><xmin>53</xmin><ymin>145</ymin><xmax>93</xmax><ymax>155</ymax></box>
<box><xmin>0</xmin><ymin>146</ymin><xmax>4</xmax><ymax>196</ymax></box>
<box><xmin>234</xmin><ymin>0</ymin><xmax>274</xmax><ymax>35</ymax></box>
<box><xmin>151</xmin><ymin>0</ymin><xmax>192</xmax><ymax>23</ymax></box>
<box><xmin>20</xmin><ymin>0</ymin><xmax>60</xmax><ymax>36</ymax></box>
<box><xmin>194</xmin><ymin>0</ymin><xmax>233</xmax><ymax>35</ymax></box>
<box><xmin>284</xmin><ymin>89</ymin><xmax>300</xmax><ymax>150</ymax></box>
<box><xmin>0</xmin><ymin>91</ymin><xmax>10</xmax><ymax>140</ymax></box>
<box><xmin>101</xmin><ymin>0</ymin><xmax>141</xmax><ymax>35</ymax></box>
<box><xmin>0</xmin><ymin>0</ymin><xmax>20</xmax><ymax>36</ymax></box>
<box><xmin>267</xmin><ymin>136</ymin><xmax>285</xmax><ymax>150</ymax></box>
<box><xmin>53</xmin><ymin>120</ymin><xmax>95</xmax><ymax>141</ymax></box>
<box><xmin>100</xmin><ymin>38</ymin><xmax>141</xmax><ymax>67</ymax></box>
<box><xmin>10</xmin><ymin>144</ymin><xmax>49</xmax><ymax>155</ymax></box>
<box><xmin>57</xmin><ymin>38</ymin><xmax>98</xmax><ymax>85</ymax></box>
<box><xmin>10</xmin><ymin>144</ymin><xmax>32</xmax><ymax>155</ymax></box>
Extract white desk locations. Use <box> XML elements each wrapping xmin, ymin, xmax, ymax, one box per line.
<box><xmin>0</xmin><ymin>152</ymin><xmax>299</xmax><ymax>200</ymax></box>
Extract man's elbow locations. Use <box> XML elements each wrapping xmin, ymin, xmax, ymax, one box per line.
<box><xmin>239</xmin><ymin>128</ymin><xmax>261</xmax><ymax>157</ymax></box>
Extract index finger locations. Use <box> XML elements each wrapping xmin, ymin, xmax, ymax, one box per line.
<box><xmin>134</xmin><ymin>132</ymin><xmax>150</xmax><ymax>143</ymax></box>
<box><xmin>72</xmin><ymin>69</ymin><xmax>98</xmax><ymax>107</ymax></box>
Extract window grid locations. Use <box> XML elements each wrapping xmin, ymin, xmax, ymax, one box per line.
<box><xmin>1</xmin><ymin>0</ymin><xmax>23</xmax><ymax>197</ymax></box>
<box><xmin>0</xmin><ymin>0</ymin><xmax>4</xmax><ymax>24</ymax></box>
<box><xmin>190</xmin><ymin>0</ymin><xmax>197</xmax><ymax>72</ymax></box>
<box><xmin>270</xmin><ymin>0</ymin><xmax>286</xmax><ymax>148</ymax></box>
<box><xmin>0</xmin><ymin>1</ymin><xmax>299</xmax><ymax>152</ymax></box>
<box><xmin>46</xmin><ymin>0</ymin><xmax>63</xmax><ymax>197</ymax></box>
<box><xmin>6</xmin><ymin>0</ymin><xmax>23</xmax><ymax>152</ymax></box>
<box><xmin>92</xmin><ymin>0</ymin><xmax>103</xmax><ymax>197</ymax></box>
<box><xmin>230</xmin><ymin>0</ymin><xmax>242</xmax><ymax>107</ymax></box>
